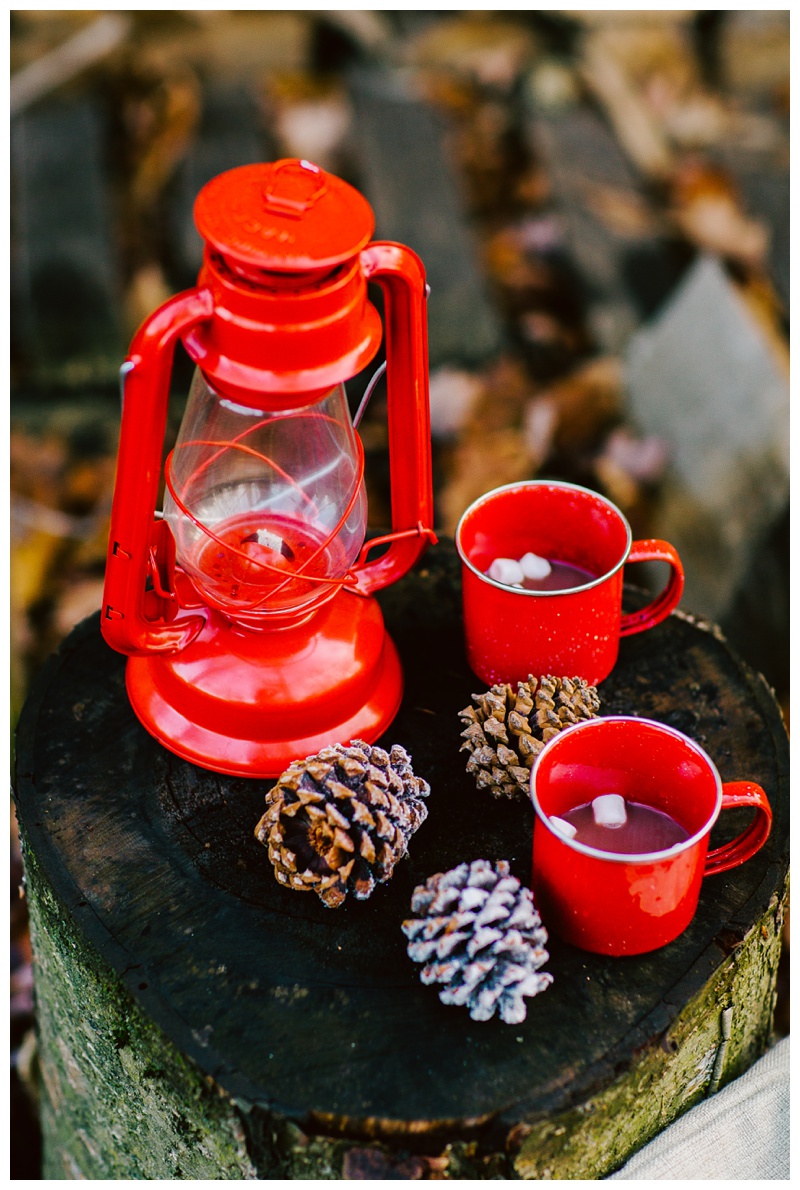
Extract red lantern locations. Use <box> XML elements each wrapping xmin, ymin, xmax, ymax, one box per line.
<box><xmin>102</xmin><ymin>159</ymin><xmax>435</xmax><ymax>776</ymax></box>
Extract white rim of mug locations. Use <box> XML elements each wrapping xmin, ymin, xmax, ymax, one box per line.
<box><xmin>454</xmin><ymin>479</ymin><xmax>634</xmax><ymax>598</ymax></box>
<box><xmin>529</xmin><ymin>716</ymin><xmax>724</xmax><ymax>864</ymax></box>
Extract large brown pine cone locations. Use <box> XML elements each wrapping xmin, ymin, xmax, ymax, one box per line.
<box><xmin>402</xmin><ymin>859</ymin><xmax>552</xmax><ymax>1024</ymax></box>
<box><xmin>255</xmin><ymin>740</ymin><xmax>430</xmax><ymax>908</ymax></box>
<box><xmin>459</xmin><ymin>675</ymin><xmax>600</xmax><ymax>800</ymax></box>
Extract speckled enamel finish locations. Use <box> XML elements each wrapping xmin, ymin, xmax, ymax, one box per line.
<box><xmin>530</xmin><ymin>717</ymin><xmax>773</xmax><ymax>955</ymax></box>
<box><xmin>455</xmin><ymin>481</ymin><xmax>683</xmax><ymax>686</ymax></box>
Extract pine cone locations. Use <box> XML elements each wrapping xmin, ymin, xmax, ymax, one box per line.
<box><xmin>255</xmin><ymin>740</ymin><xmax>430</xmax><ymax>908</ymax></box>
<box><xmin>459</xmin><ymin>675</ymin><xmax>600</xmax><ymax>801</ymax></box>
<box><xmin>402</xmin><ymin>859</ymin><xmax>552</xmax><ymax>1024</ymax></box>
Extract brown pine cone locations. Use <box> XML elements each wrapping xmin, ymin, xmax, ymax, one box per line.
<box><xmin>459</xmin><ymin>675</ymin><xmax>600</xmax><ymax>801</ymax></box>
<box><xmin>254</xmin><ymin>740</ymin><xmax>430</xmax><ymax>908</ymax></box>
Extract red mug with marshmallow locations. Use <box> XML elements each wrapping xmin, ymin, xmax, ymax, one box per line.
<box><xmin>455</xmin><ymin>480</ymin><xmax>684</xmax><ymax>687</ymax></box>
<box><xmin>529</xmin><ymin>717</ymin><xmax>772</xmax><ymax>955</ymax></box>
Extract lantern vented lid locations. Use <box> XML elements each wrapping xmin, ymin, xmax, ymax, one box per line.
<box><xmin>194</xmin><ymin>159</ymin><xmax>375</xmax><ymax>273</ymax></box>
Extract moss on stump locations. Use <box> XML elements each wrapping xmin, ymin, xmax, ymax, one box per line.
<box><xmin>22</xmin><ymin>826</ymin><xmax>787</xmax><ymax>1179</ymax></box>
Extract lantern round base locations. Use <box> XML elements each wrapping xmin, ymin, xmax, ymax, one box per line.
<box><xmin>124</xmin><ymin>592</ymin><xmax>404</xmax><ymax>778</ymax></box>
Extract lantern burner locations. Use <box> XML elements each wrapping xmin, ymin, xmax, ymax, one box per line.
<box><xmin>185</xmin><ymin>509</ymin><xmax>352</xmax><ymax>623</ymax></box>
<box><xmin>241</xmin><ymin>528</ymin><xmax>295</xmax><ymax>560</ymax></box>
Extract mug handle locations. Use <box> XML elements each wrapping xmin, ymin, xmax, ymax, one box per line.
<box><xmin>704</xmin><ymin>782</ymin><xmax>773</xmax><ymax>875</ymax></box>
<box><xmin>619</xmin><ymin>539</ymin><xmax>685</xmax><ymax>637</ymax></box>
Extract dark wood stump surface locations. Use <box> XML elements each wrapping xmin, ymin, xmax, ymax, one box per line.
<box><xmin>14</xmin><ymin>542</ymin><xmax>789</xmax><ymax>1174</ymax></box>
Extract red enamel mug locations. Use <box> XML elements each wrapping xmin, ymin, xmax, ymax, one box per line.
<box><xmin>455</xmin><ymin>481</ymin><xmax>684</xmax><ymax>686</ymax></box>
<box><xmin>530</xmin><ymin>717</ymin><xmax>772</xmax><ymax>956</ymax></box>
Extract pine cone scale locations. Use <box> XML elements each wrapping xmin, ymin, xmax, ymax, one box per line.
<box><xmin>359</xmin><ymin>833</ymin><xmax>376</xmax><ymax>862</ymax></box>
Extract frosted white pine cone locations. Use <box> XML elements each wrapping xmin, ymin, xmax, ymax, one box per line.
<box><xmin>402</xmin><ymin>859</ymin><xmax>552</xmax><ymax>1024</ymax></box>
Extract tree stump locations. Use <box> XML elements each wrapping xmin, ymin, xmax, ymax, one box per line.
<box><xmin>14</xmin><ymin>543</ymin><xmax>788</xmax><ymax>1180</ymax></box>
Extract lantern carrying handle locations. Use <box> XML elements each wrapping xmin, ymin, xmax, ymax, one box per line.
<box><xmin>102</xmin><ymin>288</ymin><xmax>213</xmax><ymax>655</ymax></box>
<box><xmin>348</xmin><ymin>242</ymin><xmax>436</xmax><ymax>596</ymax></box>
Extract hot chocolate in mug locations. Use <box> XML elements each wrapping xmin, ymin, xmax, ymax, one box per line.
<box><xmin>455</xmin><ymin>480</ymin><xmax>684</xmax><ymax>686</ymax></box>
<box><xmin>529</xmin><ymin>716</ymin><xmax>772</xmax><ymax>956</ymax></box>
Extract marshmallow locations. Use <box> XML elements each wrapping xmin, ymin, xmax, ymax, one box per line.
<box><xmin>487</xmin><ymin>557</ymin><xmax>525</xmax><ymax>586</ymax></box>
<box><xmin>592</xmin><ymin>794</ymin><xmax>627</xmax><ymax>829</ymax></box>
<box><xmin>520</xmin><ymin>551</ymin><xmax>552</xmax><ymax>581</ymax></box>
<box><xmin>550</xmin><ymin>815</ymin><xmax>578</xmax><ymax>840</ymax></box>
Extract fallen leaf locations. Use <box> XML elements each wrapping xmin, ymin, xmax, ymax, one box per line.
<box><xmin>409</xmin><ymin>13</ymin><xmax>540</xmax><ymax>91</ymax></box>
<box><xmin>532</xmin><ymin>356</ymin><xmax>624</xmax><ymax>456</ymax></box>
<box><xmin>440</xmin><ymin>429</ymin><xmax>535</xmax><ymax>535</ymax></box>
<box><xmin>668</xmin><ymin>159</ymin><xmax>770</xmax><ymax>267</ymax></box>
<box><xmin>579</xmin><ymin>179</ymin><xmax>662</xmax><ymax>240</ymax></box>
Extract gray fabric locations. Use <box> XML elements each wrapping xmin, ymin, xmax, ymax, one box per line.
<box><xmin>609</xmin><ymin>1037</ymin><xmax>789</xmax><ymax>1180</ymax></box>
